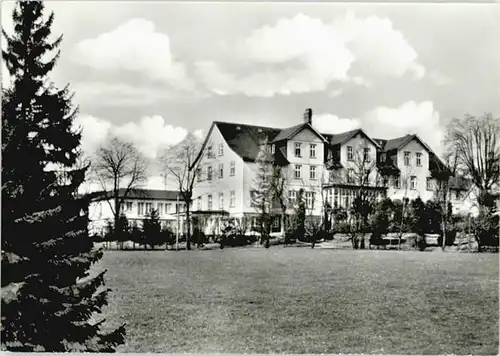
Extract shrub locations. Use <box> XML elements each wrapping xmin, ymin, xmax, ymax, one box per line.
<box><xmin>437</xmin><ymin>229</ymin><xmax>457</xmax><ymax>247</ymax></box>
<box><xmin>332</xmin><ymin>221</ymin><xmax>351</xmax><ymax>234</ymax></box>
<box><xmin>191</xmin><ymin>227</ymin><xmax>209</xmax><ymax>246</ymax></box>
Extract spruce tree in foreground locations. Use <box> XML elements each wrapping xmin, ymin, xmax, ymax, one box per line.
<box><xmin>1</xmin><ymin>1</ymin><xmax>125</xmax><ymax>351</ymax></box>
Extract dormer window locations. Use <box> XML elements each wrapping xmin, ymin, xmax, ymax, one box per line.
<box><xmin>271</xmin><ymin>144</ymin><xmax>275</xmax><ymax>154</ymax></box>
<box><xmin>295</xmin><ymin>143</ymin><xmax>302</xmax><ymax>157</ymax></box>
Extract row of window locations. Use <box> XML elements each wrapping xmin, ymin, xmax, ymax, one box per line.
<box><xmin>121</xmin><ymin>201</ymin><xmax>185</xmax><ymax>216</ymax></box>
<box><xmin>206</xmin><ymin>143</ymin><xmax>224</xmax><ymax>159</ymax></box>
<box><xmin>198</xmin><ymin>161</ymin><xmax>236</xmax><ymax>181</ymax></box>
<box><xmin>197</xmin><ymin>191</ymin><xmax>236</xmax><ymax>211</ymax></box>
<box><xmin>294</xmin><ymin>143</ymin><xmax>317</xmax><ymax>158</ymax></box>
<box><xmin>288</xmin><ymin>190</ymin><xmax>315</xmax><ymax>209</ymax></box>
<box><xmin>404</xmin><ymin>151</ymin><xmax>423</xmax><ymax>167</ymax></box>
<box><xmin>347</xmin><ymin>146</ymin><xmax>372</xmax><ymax>163</ymax></box>
<box><xmin>346</xmin><ymin>147</ymin><xmax>424</xmax><ymax>167</ymax></box>
<box><xmin>326</xmin><ymin>188</ymin><xmax>383</xmax><ymax>209</ymax></box>
<box><xmin>294</xmin><ymin>165</ymin><xmax>319</xmax><ymax>179</ymax></box>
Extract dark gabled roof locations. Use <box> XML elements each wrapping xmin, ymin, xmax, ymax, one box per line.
<box><xmin>272</xmin><ymin>123</ymin><xmax>304</xmax><ymax>142</ymax></box>
<box><xmin>375</xmin><ymin>134</ymin><xmax>436</xmax><ymax>155</ymax></box>
<box><xmin>374</xmin><ymin>135</ymin><xmax>413</xmax><ymax>151</ymax></box>
<box><xmin>327</xmin><ymin>128</ymin><xmax>380</xmax><ymax>148</ymax></box>
<box><xmin>215</xmin><ymin>121</ymin><xmax>282</xmax><ymax>162</ymax></box>
<box><xmin>88</xmin><ymin>189</ymin><xmax>180</xmax><ymax>202</ymax></box>
<box><xmin>272</xmin><ymin>122</ymin><xmax>327</xmax><ymax>143</ymax></box>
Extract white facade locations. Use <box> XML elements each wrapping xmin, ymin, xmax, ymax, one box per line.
<box><xmin>88</xmin><ymin>195</ymin><xmax>186</xmax><ymax>237</ymax></box>
<box><xmin>194</xmin><ymin>125</ymin><xmax>246</xmax><ymax>216</ymax></box>
<box><xmin>192</xmin><ymin>117</ymin><xmax>475</xmax><ymax>233</ymax></box>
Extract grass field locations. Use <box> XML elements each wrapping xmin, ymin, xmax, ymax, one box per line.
<box><xmin>99</xmin><ymin>248</ymin><xmax>499</xmax><ymax>354</ymax></box>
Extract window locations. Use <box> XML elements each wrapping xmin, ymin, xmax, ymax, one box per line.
<box><xmin>416</xmin><ymin>152</ymin><xmax>422</xmax><ymax>167</ymax></box>
<box><xmin>394</xmin><ymin>177</ymin><xmax>401</xmax><ymax>189</ymax></box>
<box><xmin>272</xmin><ymin>217</ymin><xmax>280</xmax><ymax>228</ymax></box>
<box><xmin>310</xmin><ymin>144</ymin><xmax>316</xmax><ymax>158</ymax></box>
<box><xmin>288</xmin><ymin>190</ymin><xmax>296</xmax><ymax>205</ymax></box>
<box><xmin>137</xmin><ymin>202</ymin><xmax>144</xmax><ymax>216</ymax></box>
<box><xmin>230</xmin><ymin>191</ymin><xmax>235</xmax><ymax>207</ymax></box>
<box><xmin>271</xmin><ymin>145</ymin><xmax>275</xmax><ymax>154</ymax></box>
<box><xmin>347</xmin><ymin>169</ymin><xmax>355</xmax><ymax>184</ymax></box>
<box><xmin>404</xmin><ymin>151</ymin><xmax>411</xmax><ymax>166</ymax></box>
<box><xmin>219</xmin><ymin>193</ymin><xmax>224</xmax><ymax>210</ymax></box>
<box><xmin>363</xmin><ymin>147</ymin><xmax>371</xmax><ymax>163</ymax></box>
<box><xmin>294</xmin><ymin>165</ymin><xmax>302</xmax><ymax>179</ymax></box>
<box><xmin>207</xmin><ymin>194</ymin><xmax>212</xmax><ymax>210</ymax></box>
<box><xmin>166</xmin><ymin>203</ymin><xmax>172</xmax><ymax>213</ymax></box>
<box><xmin>218</xmin><ymin>163</ymin><xmax>223</xmax><ymax>179</ymax></box>
<box><xmin>126</xmin><ymin>202</ymin><xmax>133</xmax><ymax>212</ymax></box>
<box><xmin>381</xmin><ymin>153</ymin><xmax>386</xmax><ymax>163</ymax></box>
<box><xmin>230</xmin><ymin>161</ymin><xmax>235</xmax><ymax>176</ymax></box>
<box><xmin>207</xmin><ymin>166</ymin><xmax>213</xmax><ymax>181</ymax></box>
<box><xmin>196</xmin><ymin>167</ymin><xmax>202</xmax><ymax>182</ymax></box>
<box><xmin>347</xmin><ymin>146</ymin><xmax>354</xmax><ymax>161</ymax></box>
<box><xmin>310</xmin><ymin>166</ymin><xmax>317</xmax><ymax>179</ymax></box>
<box><xmin>218</xmin><ymin>143</ymin><xmax>223</xmax><ymax>156</ymax></box>
<box><xmin>157</xmin><ymin>203</ymin><xmax>163</xmax><ymax>215</ymax></box>
<box><xmin>410</xmin><ymin>176</ymin><xmax>417</xmax><ymax>190</ymax></box>
<box><xmin>305</xmin><ymin>192</ymin><xmax>314</xmax><ymax>209</ymax></box>
<box><xmin>207</xmin><ymin>145</ymin><xmax>213</xmax><ymax>159</ymax></box>
<box><xmin>145</xmin><ymin>203</ymin><xmax>152</xmax><ymax>214</ymax></box>
<box><xmin>426</xmin><ymin>177</ymin><xmax>433</xmax><ymax>191</ymax></box>
<box><xmin>295</xmin><ymin>142</ymin><xmax>302</xmax><ymax>157</ymax></box>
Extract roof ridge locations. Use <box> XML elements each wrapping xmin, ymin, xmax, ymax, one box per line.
<box><xmin>214</xmin><ymin>121</ymin><xmax>281</xmax><ymax>131</ymax></box>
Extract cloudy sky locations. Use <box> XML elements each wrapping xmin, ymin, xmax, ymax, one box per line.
<box><xmin>2</xmin><ymin>1</ymin><xmax>499</xmax><ymax>189</ymax></box>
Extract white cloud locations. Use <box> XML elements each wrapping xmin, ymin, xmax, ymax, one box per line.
<box><xmin>336</xmin><ymin>14</ymin><xmax>425</xmax><ymax>80</ymax></box>
<box><xmin>73</xmin><ymin>115</ymin><xmax>112</xmax><ymax>155</ymax></box>
<box><xmin>428</xmin><ymin>70</ymin><xmax>453</xmax><ymax>86</ymax></box>
<box><xmin>198</xmin><ymin>13</ymin><xmax>424</xmax><ymax>97</ymax></box>
<box><xmin>329</xmin><ymin>88</ymin><xmax>344</xmax><ymax>97</ymax></box>
<box><xmin>73</xmin><ymin>114</ymin><xmax>189</xmax><ymax>159</ymax></box>
<box><xmin>312</xmin><ymin>114</ymin><xmax>361</xmax><ymax>134</ymax></box>
<box><xmin>72</xmin><ymin>18</ymin><xmax>193</xmax><ymax>90</ymax></box>
<box><xmin>363</xmin><ymin>101</ymin><xmax>444</xmax><ymax>155</ymax></box>
<box><xmin>311</xmin><ymin>101</ymin><xmax>444</xmax><ymax>155</ymax></box>
<box><xmin>193</xmin><ymin>129</ymin><xmax>205</xmax><ymax>140</ymax></box>
<box><xmin>114</xmin><ymin>115</ymin><xmax>187</xmax><ymax>159</ymax></box>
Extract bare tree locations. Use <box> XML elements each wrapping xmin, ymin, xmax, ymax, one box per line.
<box><xmin>92</xmin><ymin>136</ymin><xmax>148</xmax><ymax>246</ymax></box>
<box><xmin>331</xmin><ymin>140</ymin><xmax>381</xmax><ymax>249</ymax></box>
<box><xmin>271</xmin><ymin>165</ymin><xmax>289</xmax><ymax>236</ymax></box>
<box><xmin>250</xmin><ymin>138</ymin><xmax>275</xmax><ymax>248</ymax></box>
<box><xmin>446</xmin><ymin>114</ymin><xmax>500</xmax><ymax>204</ymax></box>
<box><xmin>159</xmin><ymin>132</ymin><xmax>203</xmax><ymax>251</ymax></box>
<box><xmin>395</xmin><ymin>166</ymin><xmax>417</xmax><ymax>249</ymax></box>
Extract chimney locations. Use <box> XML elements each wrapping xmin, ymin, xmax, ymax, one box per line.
<box><xmin>303</xmin><ymin>108</ymin><xmax>312</xmax><ymax>124</ymax></box>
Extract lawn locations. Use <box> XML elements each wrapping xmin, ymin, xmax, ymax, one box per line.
<box><xmin>98</xmin><ymin>248</ymin><xmax>499</xmax><ymax>354</ymax></box>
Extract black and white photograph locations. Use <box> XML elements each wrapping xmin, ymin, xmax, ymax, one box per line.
<box><xmin>1</xmin><ymin>0</ymin><xmax>499</xmax><ymax>354</ymax></box>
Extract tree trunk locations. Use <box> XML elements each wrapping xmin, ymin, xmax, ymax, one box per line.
<box><xmin>280</xmin><ymin>210</ymin><xmax>286</xmax><ymax>236</ymax></box>
<box><xmin>399</xmin><ymin>201</ymin><xmax>406</xmax><ymax>250</ymax></box>
<box><xmin>441</xmin><ymin>189</ymin><xmax>447</xmax><ymax>251</ymax></box>
<box><xmin>113</xmin><ymin>178</ymin><xmax>121</xmax><ymax>250</ymax></box>
<box><xmin>185</xmin><ymin>204</ymin><xmax>191</xmax><ymax>251</ymax></box>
